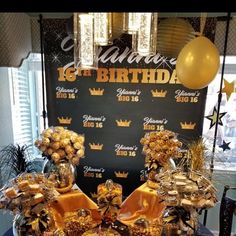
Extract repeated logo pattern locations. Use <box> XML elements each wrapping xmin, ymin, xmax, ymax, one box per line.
<box><xmin>43</xmin><ymin>18</ymin><xmax>215</xmax><ymax>197</ymax></box>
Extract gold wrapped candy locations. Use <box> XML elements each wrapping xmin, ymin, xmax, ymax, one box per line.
<box><xmin>157</xmin><ymin>169</ymin><xmax>217</xmax><ymax>208</ymax></box>
<box><xmin>140</xmin><ymin>130</ymin><xmax>182</xmax><ymax>170</ymax></box>
<box><xmin>64</xmin><ymin>209</ymin><xmax>98</xmax><ymax>235</ymax></box>
<box><xmin>129</xmin><ymin>218</ymin><xmax>162</xmax><ymax>236</ymax></box>
<box><xmin>35</xmin><ymin>126</ymin><xmax>85</xmax><ymax>166</ymax></box>
<box><xmin>0</xmin><ymin>173</ymin><xmax>59</xmax><ymax>235</ymax></box>
<box><xmin>156</xmin><ymin>169</ymin><xmax>217</xmax><ymax>235</ymax></box>
<box><xmin>140</xmin><ymin>130</ymin><xmax>182</xmax><ymax>168</ymax></box>
<box><xmin>82</xmin><ymin>227</ymin><xmax>121</xmax><ymax>236</ymax></box>
<box><xmin>140</xmin><ymin>130</ymin><xmax>182</xmax><ymax>188</ymax></box>
<box><xmin>0</xmin><ymin>173</ymin><xmax>59</xmax><ymax>215</ymax></box>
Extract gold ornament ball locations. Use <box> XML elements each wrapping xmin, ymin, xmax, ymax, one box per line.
<box><xmin>157</xmin><ymin>18</ymin><xmax>195</xmax><ymax>58</ymax></box>
<box><xmin>51</xmin><ymin>152</ymin><xmax>61</xmax><ymax>163</ymax></box>
<box><xmin>76</xmin><ymin>149</ymin><xmax>85</xmax><ymax>158</ymax></box>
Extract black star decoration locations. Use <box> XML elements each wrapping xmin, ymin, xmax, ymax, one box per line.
<box><xmin>205</xmin><ymin>107</ymin><xmax>227</xmax><ymax>129</ymax></box>
<box><xmin>219</xmin><ymin>140</ymin><xmax>231</xmax><ymax>151</ymax></box>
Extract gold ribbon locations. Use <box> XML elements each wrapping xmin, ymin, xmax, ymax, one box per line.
<box><xmin>193</xmin><ymin>12</ymin><xmax>207</xmax><ymax>37</ymax></box>
<box><xmin>97</xmin><ymin>193</ymin><xmax>121</xmax><ymax>220</ymax></box>
<box><xmin>26</xmin><ymin>210</ymin><xmax>51</xmax><ymax>235</ymax></box>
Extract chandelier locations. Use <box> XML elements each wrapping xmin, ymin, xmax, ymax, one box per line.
<box><xmin>74</xmin><ymin>13</ymin><xmax>97</xmax><ymax>69</ymax></box>
<box><xmin>73</xmin><ymin>12</ymin><xmax>158</xmax><ymax>69</ymax></box>
<box><xmin>92</xmin><ymin>13</ymin><xmax>112</xmax><ymax>46</ymax></box>
<box><xmin>123</xmin><ymin>13</ymin><xmax>158</xmax><ymax>56</ymax></box>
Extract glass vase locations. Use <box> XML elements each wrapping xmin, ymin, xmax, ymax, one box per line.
<box><xmin>43</xmin><ymin>159</ymin><xmax>75</xmax><ymax>193</ymax></box>
<box><xmin>147</xmin><ymin>167</ymin><xmax>162</xmax><ymax>189</ymax></box>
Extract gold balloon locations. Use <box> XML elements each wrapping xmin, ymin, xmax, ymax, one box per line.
<box><xmin>176</xmin><ymin>36</ymin><xmax>220</xmax><ymax>89</ymax></box>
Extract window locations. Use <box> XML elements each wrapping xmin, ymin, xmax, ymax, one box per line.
<box><xmin>8</xmin><ymin>53</ymin><xmax>46</xmax><ymax>156</ymax></box>
<box><xmin>203</xmin><ymin>56</ymin><xmax>236</xmax><ymax>170</ymax></box>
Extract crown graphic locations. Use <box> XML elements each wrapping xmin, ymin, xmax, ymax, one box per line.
<box><xmin>180</xmin><ymin>122</ymin><xmax>196</xmax><ymax>130</ymax></box>
<box><xmin>151</xmin><ymin>89</ymin><xmax>167</xmax><ymax>98</ymax></box>
<box><xmin>89</xmin><ymin>88</ymin><xmax>104</xmax><ymax>96</ymax></box>
<box><xmin>114</xmin><ymin>171</ymin><xmax>129</xmax><ymax>178</ymax></box>
<box><xmin>116</xmin><ymin>119</ymin><xmax>132</xmax><ymax>127</ymax></box>
<box><xmin>89</xmin><ymin>143</ymin><xmax>103</xmax><ymax>150</ymax></box>
<box><xmin>90</xmin><ymin>192</ymin><xmax>98</xmax><ymax>198</ymax></box>
<box><xmin>57</xmin><ymin>117</ymin><xmax>72</xmax><ymax>125</ymax></box>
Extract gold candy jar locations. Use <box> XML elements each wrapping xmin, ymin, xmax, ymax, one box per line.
<box><xmin>129</xmin><ymin>217</ymin><xmax>162</xmax><ymax>236</ymax></box>
<box><xmin>43</xmin><ymin>159</ymin><xmax>75</xmax><ymax>194</ymax></box>
<box><xmin>97</xmin><ymin>179</ymin><xmax>122</xmax><ymax>224</ymax></box>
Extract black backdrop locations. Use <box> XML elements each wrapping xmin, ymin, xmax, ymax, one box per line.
<box><xmin>43</xmin><ymin>18</ymin><xmax>216</xmax><ymax>197</ymax></box>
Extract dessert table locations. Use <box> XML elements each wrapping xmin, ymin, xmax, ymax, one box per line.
<box><xmin>5</xmin><ymin>182</ymin><xmax>214</xmax><ymax>235</ymax></box>
<box><xmin>0</xmin><ymin>128</ymin><xmax>217</xmax><ymax>235</ymax></box>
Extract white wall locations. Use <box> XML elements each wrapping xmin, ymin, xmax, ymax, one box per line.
<box><xmin>0</xmin><ymin>67</ymin><xmax>14</xmax><ymax>235</ymax></box>
<box><xmin>0</xmin><ymin>67</ymin><xmax>14</xmax><ymax>146</ymax></box>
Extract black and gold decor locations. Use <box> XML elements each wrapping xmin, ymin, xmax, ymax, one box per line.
<box><xmin>0</xmin><ymin>14</ymin><xmax>223</xmax><ymax>236</ymax></box>
<box><xmin>43</xmin><ymin>17</ymin><xmax>216</xmax><ymax>197</ymax></box>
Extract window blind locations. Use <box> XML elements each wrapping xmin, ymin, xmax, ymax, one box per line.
<box><xmin>9</xmin><ymin>60</ymin><xmax>34</xmax><ymax>153</ymax></box>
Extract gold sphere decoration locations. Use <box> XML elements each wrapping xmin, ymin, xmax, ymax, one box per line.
<box><xmin>157</xmin><ymin>18</ymin><xmax>196</xmax><ymax>58</ymax></box>
<box><xmin>111</xmin><ymin>13</ymin><xmax>124</xmax><ymax>40</ymax></box>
